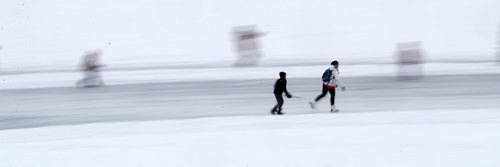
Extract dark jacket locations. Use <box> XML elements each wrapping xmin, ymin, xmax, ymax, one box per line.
<box><xmin>273</xmin><ymin>78</ymin><xmax>290</xmax><ymax>96</ymax></box>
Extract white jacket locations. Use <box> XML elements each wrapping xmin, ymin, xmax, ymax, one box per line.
<box><xmin>323</xmin><ymin>66</ymin><xmax>344</xmax><ymax>89</ymax></box>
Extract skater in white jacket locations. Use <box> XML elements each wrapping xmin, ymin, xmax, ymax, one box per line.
<box><xmin>309</xmin><ymin>60</ymin><xmax>346</xmax><ymax>112</ymax></box>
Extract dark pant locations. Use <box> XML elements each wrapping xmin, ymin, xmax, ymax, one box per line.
<box><xmin>271</xmin><ymin>93</ymin><xmax>284</xmax><ymax>111</ymax></box>
<box><xmin>314</xmin><ymin>85</ymin><xmax>336</xmax><ymax>105</ymax></box>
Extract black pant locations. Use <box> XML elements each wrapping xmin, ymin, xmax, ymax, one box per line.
<box><xmin>314</xmin><ymin>85</ymin><xmax>336</xmax><ymax>105</ymax></box>
<box><xmin>272</xmin><ymin>93</ymin><xmax>284</xmax><ymax>111</ymax></box>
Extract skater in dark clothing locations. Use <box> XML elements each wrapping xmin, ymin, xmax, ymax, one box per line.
<box><xmin>271</xmin><ymin>72</ymin><xmax>293</xmax><ymax>115</ymax></box>
<box><xmin>76</xmin><ymin>50</ymin><xmax>105</xmax><ymax>87</ymax></box>
<box><xmin>309</xmin><ymin>60</ymin><xmax>346</xmax><ymax>112</ymax></box>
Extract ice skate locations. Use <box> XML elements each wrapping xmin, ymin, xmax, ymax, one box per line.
<box><xmin>330</xmin><ymin>105</ymin><xmax>339</xmax><ymax>113</ymax></box>
<box><xmin>270</xmin><ymin>108</ymin><xmax>277</xmax><ymax>115</ymax></box>
<box><xmin>276</xmin><ymin>109</ymin><xmax>284</xmax><ymax>115</ymax></box>
<box><xmin>309</xmin><ymin>101</ymin><xmax>317</xmax><ymax>110</ymax></box>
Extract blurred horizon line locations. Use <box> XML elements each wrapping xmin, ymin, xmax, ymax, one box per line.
<box><xmin>0</xmin><ymin>58</ymin><xmax>496</xmax><ymax>75</ymax></box>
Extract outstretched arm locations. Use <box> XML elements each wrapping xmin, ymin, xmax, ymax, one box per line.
<box><xmin>333</xmin><ymin>70</ymin><xmax>346</xmax><ymax>90</ymax></box>
<box><xmin>283</xmin><ymin>81</ymin><xmax>292</xmax><ymax>98</ymax></box>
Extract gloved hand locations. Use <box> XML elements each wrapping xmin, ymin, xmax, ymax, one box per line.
<box><xmin>341</xmin><ymin>86</ymin><xmax>346</xmax><ymax>91</ymax></box>
<box><xmin>286</xmin><ymin>94</ymin><xmax>292</xmax><ymax>98</ymax></box>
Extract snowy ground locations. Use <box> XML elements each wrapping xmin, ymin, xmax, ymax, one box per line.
<box><xmin>0</xmin><ymin>109</ymin><xmax>499</xmax><ymax>167</ymax></box>
<box><xmin>1</xmin><ymin>63</ymin><xmax>499</xmax><ymax>166</ymax></box>
<box><xmin>1</xmin><ymin>62</ymin><xmax>500</xmax><ymax>129</ymax></box>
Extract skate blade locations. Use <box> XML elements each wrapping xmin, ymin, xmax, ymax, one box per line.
<box><xmin>330</xmin><ymin>109</ymin><xmax>340</xmax><ymax>113</ymax></box>
<box><xmin>308</xmin><ymin>102</ymin><xmax>317</xmax><ymax>110</ymax></box>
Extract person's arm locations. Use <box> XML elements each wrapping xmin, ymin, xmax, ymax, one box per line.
<box><xmin>283</xmin><ymin>80</ymin><xmax>292</xmax><ymax>98</ymax></box>
<box><xmin>333</xmin><ymin>70</ymin><xmax>346</xmax><ymax>90</ymax></box>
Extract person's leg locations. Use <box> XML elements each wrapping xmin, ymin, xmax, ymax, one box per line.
<box><xmin>276</xmin><ymin>94</ymin><xmax>284</xmax><ymax>114</ymax></box>
<box><xmin>314</xmin><ymin>85</ymin><xmax>328</xmax><ymax>101</ymax></box>
<box><xmin>271</xmin><ymin>94</ymin><xmax>284</xmax><ymax>114</ymax></box>
<box><xmin>271</xmin><ymin>103</ymin><xmax>278</xmax><ymax>114</ymax></box>
<box><xmin>328</xmin><ymin>88</ymin><xmax>336</xmax><ymax>105</ymax></box>
<box><xmin>310</xmin><ymin>85</ymin><xmax>328</xmax><ymax>109</ymax></box>
<box><xmin>329</xmin><ymin>88</ymin><xmax>338</xmax><ymax>112</ymax></box>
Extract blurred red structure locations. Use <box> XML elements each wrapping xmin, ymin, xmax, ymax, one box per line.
<box><xmin>232</xmin><ymin>25</ymin><xmax>266</xmax><ymax>67</ymax></box>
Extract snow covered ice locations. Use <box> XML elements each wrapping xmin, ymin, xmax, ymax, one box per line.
<box><xmin>1</xmin><ymin>64</ymin><xmax>500</xmax><ymax>166</ymax></box>
<box><xmin>0</xmin><ymin>109</ymin><xmax>499</xmax><ymax>167</ymax></box>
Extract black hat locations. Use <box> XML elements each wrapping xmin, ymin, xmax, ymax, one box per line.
<box><xmin>279</xmin><ymin>72</ymin><xmax>286</xmax><ymax>78</ymax></box>
<box><xmin>331</xmin><ymin>60</ymin><xmax>339</xmax><ymax>65</ymax></box>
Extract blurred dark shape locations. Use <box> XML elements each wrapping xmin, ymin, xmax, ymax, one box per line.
<box><xmin>232</xmin><ymin>25</ymin><xmax>266</xmax><ymax>67</ymax></box>
<box><xmin>76</xmin><ymin>49</ymin><xmax>105</xmax><ymax>87</ymax></box>
<box><xmin>395</xmin><ymin>41</ymin><xmax>425</xmax><ymax>81</ymax></box>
